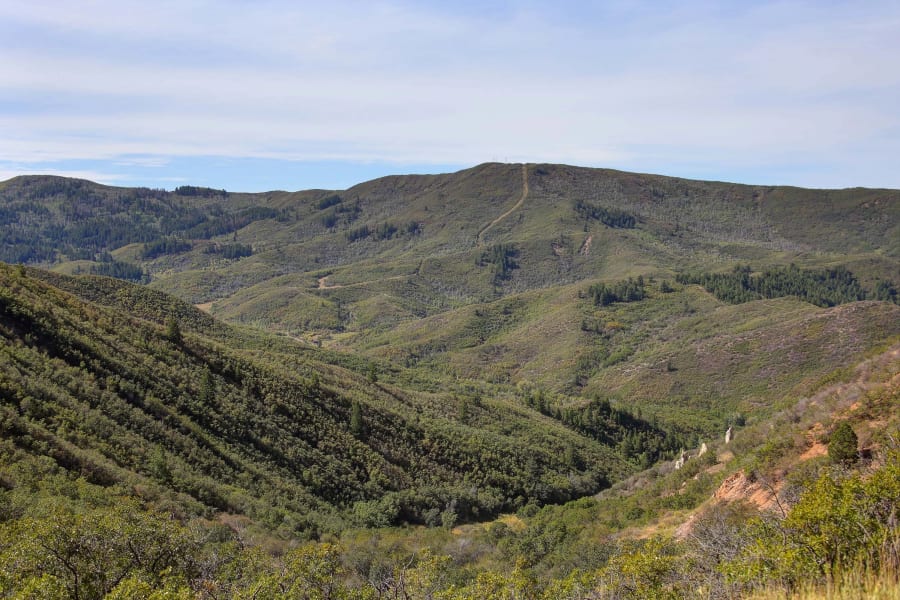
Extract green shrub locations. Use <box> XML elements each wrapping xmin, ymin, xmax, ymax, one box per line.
<box><xmin>828</xmin><ymin>422</ymin><xmax>858</xmax><ymax>465</ymax></box>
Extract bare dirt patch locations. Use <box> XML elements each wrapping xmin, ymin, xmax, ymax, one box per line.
<box><xmin>579</xmin><ymin>234</ymin><xmax>593</xmax><ymax>256</ymax></box>
<box><xmin>714</xmin><ymin>470</ymin><xmax>783</xmax><ymax>513</ymax></box>
<box><xmin>799</xmin><ymin>442</ymin><xmax>827</xmax><ymax>461</ymax></box>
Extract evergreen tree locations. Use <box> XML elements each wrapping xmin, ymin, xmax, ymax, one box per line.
<box><xmin>350</xmin><ymin>400</ymin><xmax>364</xmax><ymax>437</ymax></box>
<box><xmin>829</xmin><ymin>421</ymin><xmax>859</xmax><ymax>464</ymax></box>
<box><xmin>150</xmin><ymin>445</ymin><xmax>173</xmax><ymax>484</ymax></box>
<box><xmin>165</xmin><ymin>317</ymin><xmax>182</xmax><ymax>344</ymax></box>
<box><xmin>200</xmin><ymin>368</ymin><xmax>214</xmax><ymax>405</ymax></box>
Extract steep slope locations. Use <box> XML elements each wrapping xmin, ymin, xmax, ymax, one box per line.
<box><xmin>0</xmin><ymin>263</ymin><xmax>659</xmax><ymax>536</ymax></box>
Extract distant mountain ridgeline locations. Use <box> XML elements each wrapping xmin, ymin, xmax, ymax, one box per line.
<box><xmin>0</xmin><ymin>175</ymin><xmax>282</xmax><ymax>264</ymax></box>
<box><xmin>3</xmin><ymin>164</ymin><xmax>898</xmax><ymax>279</ymax></box>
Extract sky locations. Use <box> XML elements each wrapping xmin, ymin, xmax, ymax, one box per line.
<box><xmin>1</xmin><ymin>1</ymin><xmax>899</xmax><ymax>192</ymax></box>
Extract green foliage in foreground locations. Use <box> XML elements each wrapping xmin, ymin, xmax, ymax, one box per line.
<box><xmin>724</xmin><ymin>451</ymin><xmax>900</xmax><ymax>593</ymax></box>
<box><xmin>2</xmin><ymin>447</ymin><xmax>897</xmax><ymax>599</ymax></box>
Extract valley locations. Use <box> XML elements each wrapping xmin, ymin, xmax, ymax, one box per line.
<box><xmin>0</xmin><ymin>163</ymin><xmax>898</xmax><ymax>597</ymax></box>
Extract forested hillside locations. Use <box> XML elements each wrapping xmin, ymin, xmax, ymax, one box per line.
<box><xmin>3</xmin><ymin>165</ymin><xmax>897</xmax><ymax>408</ymax></box>
<box><xmin>1</xmin><ymin>301</ymin><xmax>897</xmax><ymax>596</ymax></box>
<box><xmin>0</xmin><ymin>263</ymin><xmax>667</xmax><ymax>537</ymax></box>
<box><xmin>1</xmin><ymin>164</ymin><xmax>899</xmax><ymax>597</ymax></box>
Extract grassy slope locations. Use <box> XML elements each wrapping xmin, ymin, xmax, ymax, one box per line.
<box><xmin>5</xmin><ymin>164</ymin><xmax>897</xmax><ymax>320</ymax></box>
<box><xmin>344</xmin><ymin>277</ymin><xmax>900</xmax><ymax>434</ymax></box>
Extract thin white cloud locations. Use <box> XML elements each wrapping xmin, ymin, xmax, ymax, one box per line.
<box><xmin>113</xmin><ymin>157</ymin><xmax>170</xmax><ymax>168</ymax></box>
<box><xmin>1</xmin><ymin>1</ymin><xmax>898</xmax><ymax>187</ymax></box>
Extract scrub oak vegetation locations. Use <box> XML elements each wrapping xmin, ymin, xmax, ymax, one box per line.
<box><xmin>0</xmin><ymin>163</ymin><xmax>898</xmax><ymax>598</ymax></box>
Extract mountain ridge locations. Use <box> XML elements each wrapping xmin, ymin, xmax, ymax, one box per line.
<box><xmin>2</xmin><ymin>162</ymin><xmax>897</xmax><ymax>429</ymax></box>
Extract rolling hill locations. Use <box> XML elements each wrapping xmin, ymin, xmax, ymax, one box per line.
<box><xmin>1</xmin><ymin>163</ymin><xmax>899</xmax><ymax>597</ymax></box>
<box><xmin>2</xmin><ymin>162</ymin><xmax>896</xmax><ymax>436</ymax></box>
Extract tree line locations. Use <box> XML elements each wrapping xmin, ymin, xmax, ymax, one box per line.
<box><xmin>587</xmin><ymin>276</ymin><xmax>647</xmax><ymax>306</ymax></box>
<box><xmin>677</xmin><ymin>264</ymin><xmax>898</xmax><ymax>307</ymax></box>
<box><xmin>574</xmin><ymin>199</ymin><xmax>636</xmax><ymax>228</ymax></box>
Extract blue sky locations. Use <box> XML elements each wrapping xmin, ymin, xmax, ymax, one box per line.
<box><xmin>1</xmin><ymin>1</ymin><xmax>899</xmax><ymax>192</ymax></box>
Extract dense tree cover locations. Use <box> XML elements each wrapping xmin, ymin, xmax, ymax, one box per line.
<box><xmin>676</xmin><ymin>264</ymin><xmax>896</xmax><ymax>307</ymax></box>
<box><xmin>478</xmin><ymin>243</ymin><xmax>518</xmax><ymax>284</ymax></box>
<box><xmin>573</xmin><ymin>199</ymin><xmax>637</xmax><ymax>228</ymax></box>
<box><xmin>0</xmin><ymin>176</ymin><xmax>277</xmax><ymax>265</ymax></box>
<box><xmin>181</xmin><ymin>206</ymin><xmax>281</xmax><ymax>239</ymax></box>
<box><xmin>321</xmin><ymin>211</ymin><xmax>341</xmax><ymax>229</ymax></box>
<box><xmin>587</xmin><ymin>276</ymin><xmax>647</xmax><ymax>306</ymax></box>
<box><xmin>0</xmin><ymin>263</ymin><xmax>643</xmax><ymax>539</ymax></box>
<box><xmin>173</xmin><ymin>185</ymin><xmax>227</xmax><ymax>197</ymax></box>
<box><xmin>0</xmin><ymin>241</ymin><xmax>55</xmax><ymax>264</ymax></box>
<box><xmin>141</xmin><ymin>237</ymin><xmax>192</xmax><ymax>259</ymax></box>
<box><xmin>204</xmin><ymin>242</ymin><xmax>253</xmax><ymax>259</ymax></box>
<box><xmin>346</xmin><ymin>225</ymin><xmax>372</xmax><ymax>242</ymax></box>
<box><xmin>316</xmin><ymin>193</ymin><xmax>342</xmax><ymax>210</ymax></box>
<box><xmin>874</xmin><ymin>279</ymin><xmax>899</xmax><ymax>303</ymax></box>
<box><xmin>320</xmin><ymin>199</ymin><xmax>361</xmax><ymax>230</ymax></box>
<box><xmin>86</xmin><ymin>259</ymin><xmax>148</xmax><ymax>283</ymax></box>
<box><xmin>0</xmin><ymin>179</ymin><xmax>165</xmax><ymax>262</ymax></box>
<box><xmin>525</xmin><ymin>394</ymin><xmax>679</xmax><ymax>468</ymax></box>
<box><xmin>346</xmin><ymin>221</ymin><xmax>421</xmax><ymax>242</ymax></box>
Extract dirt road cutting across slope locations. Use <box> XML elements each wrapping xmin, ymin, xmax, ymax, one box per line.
<box><xmin>476</xmin><ymin>164</ymin><xmax>528</xmax><ymax>246</ymax></box>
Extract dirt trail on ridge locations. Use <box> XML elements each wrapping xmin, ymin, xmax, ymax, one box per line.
<box><xmin>476</xmin><ymin>164</ymin><xmax>528</xmax><ymax>246</ymax></box>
